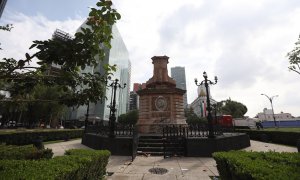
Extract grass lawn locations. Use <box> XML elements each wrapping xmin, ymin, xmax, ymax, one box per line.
<box><xmin>262</xmin><ymin>127</ymin><xmax>300</xmax><ymax>132</ymax></box>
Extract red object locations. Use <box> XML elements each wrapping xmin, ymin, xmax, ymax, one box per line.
<box><xmin>214</xmin><ymin>115</ymin><xmax>233</xmax><ymax>127</ymax></box>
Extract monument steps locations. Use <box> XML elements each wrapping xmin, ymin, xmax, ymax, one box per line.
<box><xmin>138</xmin><ymin>142</ymin><xmax>164</xmax><ymax>147</ymax></box>
<box><xmin>137</xmin><ymin>135</ymin><xmax>185</xmax><ymax>157</ymax></box>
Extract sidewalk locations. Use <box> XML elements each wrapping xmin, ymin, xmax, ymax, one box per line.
<box><xmin>45</xmin><ymin>140</ymin><xmax>297</xmax><ymax>180</ymax></box>
<box><xmin>45</xmin><ymin>139</ymin><xmax>91</xmax><ymax>156</ymax></box>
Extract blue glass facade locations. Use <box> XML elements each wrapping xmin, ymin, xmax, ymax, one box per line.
<box><xmin>68</xmin><ymin>24</ymin><xmax>131</xmax><ymax>123</ymax></box>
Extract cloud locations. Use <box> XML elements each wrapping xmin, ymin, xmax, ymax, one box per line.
<box><xmin>2</xmin><ymin>0</ymin><xmax>300</xmax><ymax>118</ymax></box>
<box><xmin>0</xmin><ymin>11</ymin><xmax>84</xmax><ymax>62</ymax></box>
<box><xmin>114</xmin><ymin>0</ymin><xmax>300</xmax><ymax>117</ymax></box>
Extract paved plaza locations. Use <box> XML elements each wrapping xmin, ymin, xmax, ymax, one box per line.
<box><xmin>45</xmin><ymin>139</ymin><xmax>297</xmax><ymax>180</ymax></box>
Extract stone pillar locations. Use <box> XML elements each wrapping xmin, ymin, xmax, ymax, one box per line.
<box><xmin>137</xmin><ymin>56</ymin><xmax>187</xmax><ymax>134</ymax></box>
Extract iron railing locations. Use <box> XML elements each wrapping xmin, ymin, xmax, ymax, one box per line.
<box><xmin>163</xmin><ymin>125</ymin><xmax>186</xmax><ymax>158</ymax></box>
<box><xmin>85</xmin><ymin>124</ymin><xmax>134</xmax><ymax>137</ymax></box>
<box><xmin>85</xmin><ymin>123</ymin><xmax>233</xmax><ymax>138</ymax></box>
<box><xmin>186</xmin><ymin>124</ymin><xmax>209</xmax><ymax>137</ymax></box>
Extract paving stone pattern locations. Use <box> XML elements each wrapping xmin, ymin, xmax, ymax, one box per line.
<box><xmin>45</xmin><ymin>139</ymin><xmax>297</xmax><ymax>180</ymax></box>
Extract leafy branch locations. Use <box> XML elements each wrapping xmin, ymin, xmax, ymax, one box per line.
<box><xmin>0</xmin><ymin>0</ymin><xmax>121</xmax><ymax>106</ymax></box>
<box><xmin>287</xmin><ymin>34</ymin><xmax>300</xmax><ymax>75</ymax></box>
<box><xmin>0</xmin><ymin>24</ymin><xmax>13</xmax><ymax>50</ymax></box>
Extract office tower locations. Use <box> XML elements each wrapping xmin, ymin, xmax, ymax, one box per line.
<box><xmin>69</xmin><ymin>24</ymin><xmax>131</xmax><ymax>123</ymax></box>
<box><xmin>129</xmin><ymin>91</ymin><xmax>138</xmax><ymax>110</ymax></box>
<box><xmin>47</xmin><ymin>29</ymin><xmax>73</xmax><ymax>76</ymax></box>
<box><xmin>0</xmin><ymin>0</ymin><xmax>7</xmax><ymax>19</ymax></box>
<box><xmin>171</xmin><ymin>66</ymin><xmax>188</xmax><ymax>108</ymax></box>
<box><xmin>133</xmin><ymin>83</ymin><xmax>146</xmax><ymax>92</ymax></box>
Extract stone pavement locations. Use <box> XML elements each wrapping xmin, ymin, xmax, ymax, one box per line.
<box><xmin>243</xmin><ymin>140</ymin><xmax>297</xmax><ymax>153</ymax></box>
<box><xmin>45</xmin><ymin>139</ymin><xmax>297</xmax><ymax>180</ymax></box>
<box><xmin>45</xmin><ymin>139</ymin><xmax>91</xmax><ymax>156</ymax></box>
<box><xmin>106</xmin><ymin>156</ymin><xmax>218</xmax><ymax>180</ymax></box>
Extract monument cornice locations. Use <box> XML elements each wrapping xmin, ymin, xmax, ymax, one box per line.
<box><xmin>137</xmin><ymin>88</ymin><xmax>186</xmax><ymax>95</ymax></box>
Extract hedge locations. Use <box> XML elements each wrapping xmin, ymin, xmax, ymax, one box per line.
<box><xmin>0</xmin><ymin>149</ymin><xmax>110</xmax><ymax>180</ymax></box>
<box><xmin>213</xmin><ymin>151</ymin><xmax>300</xmax><ymax>180</ymax></box>
<box><xmin>0</xmin><ymin>129</ymin><xmax>83</xmax><ymax>145</ymax></box>
<box><xmin>0</xmin><ymin>144</ymin><xmax>53</xmax><ymax>160</ymax></box>
<box><xmin>236</xmin><ymin>129</ymin><xmax>300</xmax><ymax>146</ymax></box>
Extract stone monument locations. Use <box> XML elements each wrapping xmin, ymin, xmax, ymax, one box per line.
<box><xmin>137</xmin><ymin>56</ymin><xmax>187</xmax><ymax>133</ymax></box>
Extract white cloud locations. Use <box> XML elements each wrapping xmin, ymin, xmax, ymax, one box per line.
<box><xmin>2</xmin><ymin>0</ymin><xmax>300</xmax><ymax>118</ymax></box>
<box><xmin>113</xmin><ymin>0</ymin><xmax>300</xmax><ymax>117</ymax></box>
<box><xmin>0</xmin><ymin>11</ymin><xmax>84</xmax><ymax>62</ymax></box>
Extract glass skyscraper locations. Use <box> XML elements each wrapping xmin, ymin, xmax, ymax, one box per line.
<box><xmin>0</xmin><ymin>0</ymin><xmax>7</xmax><ymax>19</ymax></box>
<box><xmin>68</xmin><ymin>24</ymin><xmax>131</xmax><ymax>123</ymax></box>
<box><xmin>171</xmin><ymin>66</ymin><xmax>188</xmax><ymax>108</ymax></box>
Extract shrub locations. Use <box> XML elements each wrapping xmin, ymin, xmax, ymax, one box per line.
<box><xmin>0</xmin><ymin>144</ymin><xmax>53</xmax><ymax>160</ymax></box>
<box><xmin>0</xmin><ymin>129</ymin><xmax>83</xmax><ymax>145</ymax></box>
<box><xmin>65</xmin><ymin>149</ymin><xmax>110</xmax><ymax>179</ymax></box>
<box><xmin>0</xmin><ymin>149</ymin><xmax>110</xmax><ymax>180</ymax></box>
<box><xmin>236</xmin><ymin>129</ymin><xmax>300</xmax><ymax>146</ymax></box>
<box><xmin>213</xmin><ymin>151</ymin><xmax>300</xmax><ymax>180</ymax></box>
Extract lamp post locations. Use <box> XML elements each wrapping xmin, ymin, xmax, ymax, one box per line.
<box><xmin>261</xmin><ymin>94</ymin><xmax>278</xmax><ymax>128</ymax></box>
<box><xmin>195</xmin><ymin>72</ymin><xmax>218</xmax><ymax>138</ymax></box>
<box><xmin>107</xmin><ymin>78</ymin><xmax>126</xmax><ymax>138</ymax></box>
<box><xmin>84</xmin><ymin>101</ymin><xmax>90</xmax><ymax>133</ymax></box>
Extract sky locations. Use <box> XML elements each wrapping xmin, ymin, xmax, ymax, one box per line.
<box><xmin>1</xmin><ymin>0</ymin><xmax>300</xmax><ymax>118</ymax></box>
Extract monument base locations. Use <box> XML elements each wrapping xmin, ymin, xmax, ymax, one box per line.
<box><xmin>137</xmin><ymin>122</ymin><xmax>187</xmax><ymax>134</ymax></box>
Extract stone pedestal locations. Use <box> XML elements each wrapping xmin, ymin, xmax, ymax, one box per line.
<box><xmin>137</xmin><ymin>56</ymin><xmax>187</xmax><ymax>134</ymax></box>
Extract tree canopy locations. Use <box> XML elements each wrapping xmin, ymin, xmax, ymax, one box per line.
<box><xmin>218</xmin><ymin>99</ymin><xmax>248</xmax><ymax>118</ymax></box>
<box><xmin>0</xmin><ymin>0</ymin><xmax>120</xmax><ymax>107</ymax></box>
<box><xmin>118</xmin><ymin>110</ymin><xmax>138</xmax><ymax>125</ymax></box>
<box><xmin>287</xmin><ymin>34</ymin><xmax>300</xmax><ymax>75</ymax></box>
<box><xmin>184</xmin><ymin>107</ymin><xmax>207</xmax><ymax>125</ymax></box>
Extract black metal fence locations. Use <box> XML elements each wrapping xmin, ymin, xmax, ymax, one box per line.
<box><xmin>163</xmin><ymin>125</ymin><xmax>186</xmax><ymax>157</ymax></box>
<box><xmin>85</xmin><ymin>123</ymin><xmax>233</xmax><ymax>138</ymax></box>
<box><xmin>85</xmin><ymin>124</ymin><xmax>134</xmax><ymax>137</ymax></box>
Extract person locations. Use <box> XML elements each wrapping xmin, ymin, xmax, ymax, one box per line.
<box><xmin>256</xmin><ymin>121</ymin><xmax>260</xmax><ymax>130</ymax></box>
<box><xmin>259</xmin><ymin>121</ymin><xmax>264</xmax><ymax>129</ymax></box>
<box><xmin>256</xmin><ymin>121</ymin><xmax>264</xmax><ymax>130</ymax></box>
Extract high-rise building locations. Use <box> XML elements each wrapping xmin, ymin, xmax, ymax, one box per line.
<box><xmin>46</xmin><ymin>29</ymin><xmax>73</xmax><ymax>76</ymax></box>
<box><xmin>129</xmin><ymin>91</ymin><xmax>138</xmax><ymax>111</ymax></box>
<box><xmin>130</xmin><ymin>83</ymin><xmax>146</xmax><ymax>110</ymax></box>
<box><xmin>68</xmin><ymin>24</ymin><xmax>131</xmax><ymax>123</ymax></box>
<box><xmin>133</xmin><ymin>83</ymin><xmax>146</xmax><ymax>92</ymax></box>
<box><xmin>171</xmin><ymin>66</ymin><xmax>188</xmax><ymax>108</ymax></box>
<box><xmin>0</xmin><ymin>0</ymin><xmax>7</xmax><ymax>19</ymax></box>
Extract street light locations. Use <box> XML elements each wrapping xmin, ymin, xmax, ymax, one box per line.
<box><xmin>107</xmin><ymin>78</ymin><xmax>126</xmax><ymax>138</ymax></box>
<box><xmin>261</xmin><ymin>94</ymin><xmax>279</xmax><ymax>128</ymax></box>
<box><xmin>195</xmin><ymin>71</ymin><xmax>218</xmax><ymax>138</ymax></box>
<box><xmin>84</xmin><ymin>101</ymin><xmax>90</xmax><ymax>133</ymax></box>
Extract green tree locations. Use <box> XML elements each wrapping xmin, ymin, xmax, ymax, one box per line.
<box><xmin>29</xmin><ymin>84</ymin><xmax>68</xmax><ymax>127</ymax></box>
<box><xmin>219</xmin><ymin>99</ymin><xmax>247</xmax><ymax>118</ymax></box>
<box><xmin>118</xmin><ymin>110</ymin><xmax>139</xmax><ymax>125</ymax></box>
<box><xmin>184</xmin><ymin>107</ymin><xmax>207</xmax><ymax>125</ymax></box>
<box><xmin>287</xmin><ymin>34</ymin><xmax>300</xmax><ymax>75</ymax></box>
<box><xmin>0</xmin><ymin>0</ymin><xmax>120</xmax><ymax>107</ymax></box>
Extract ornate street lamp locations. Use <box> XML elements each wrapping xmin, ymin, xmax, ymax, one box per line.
<box><xmin>195</xmin><ymin>71</ymin><xmax>218</xmax><ymax>138</ymax></box>
<box><xmin>261</xmin><ymin>94</ymin><xmax>278</xmax><ymax>128</ymax></box>
<box><xmin>107</xmin><ymin>78</ymin><xmax>126</xmax><ymax>138</ymax></box>
<box><xmin>84</xmin><ymin>101</ymin><xmax>90</xmax><ymax>133</ymax></box>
